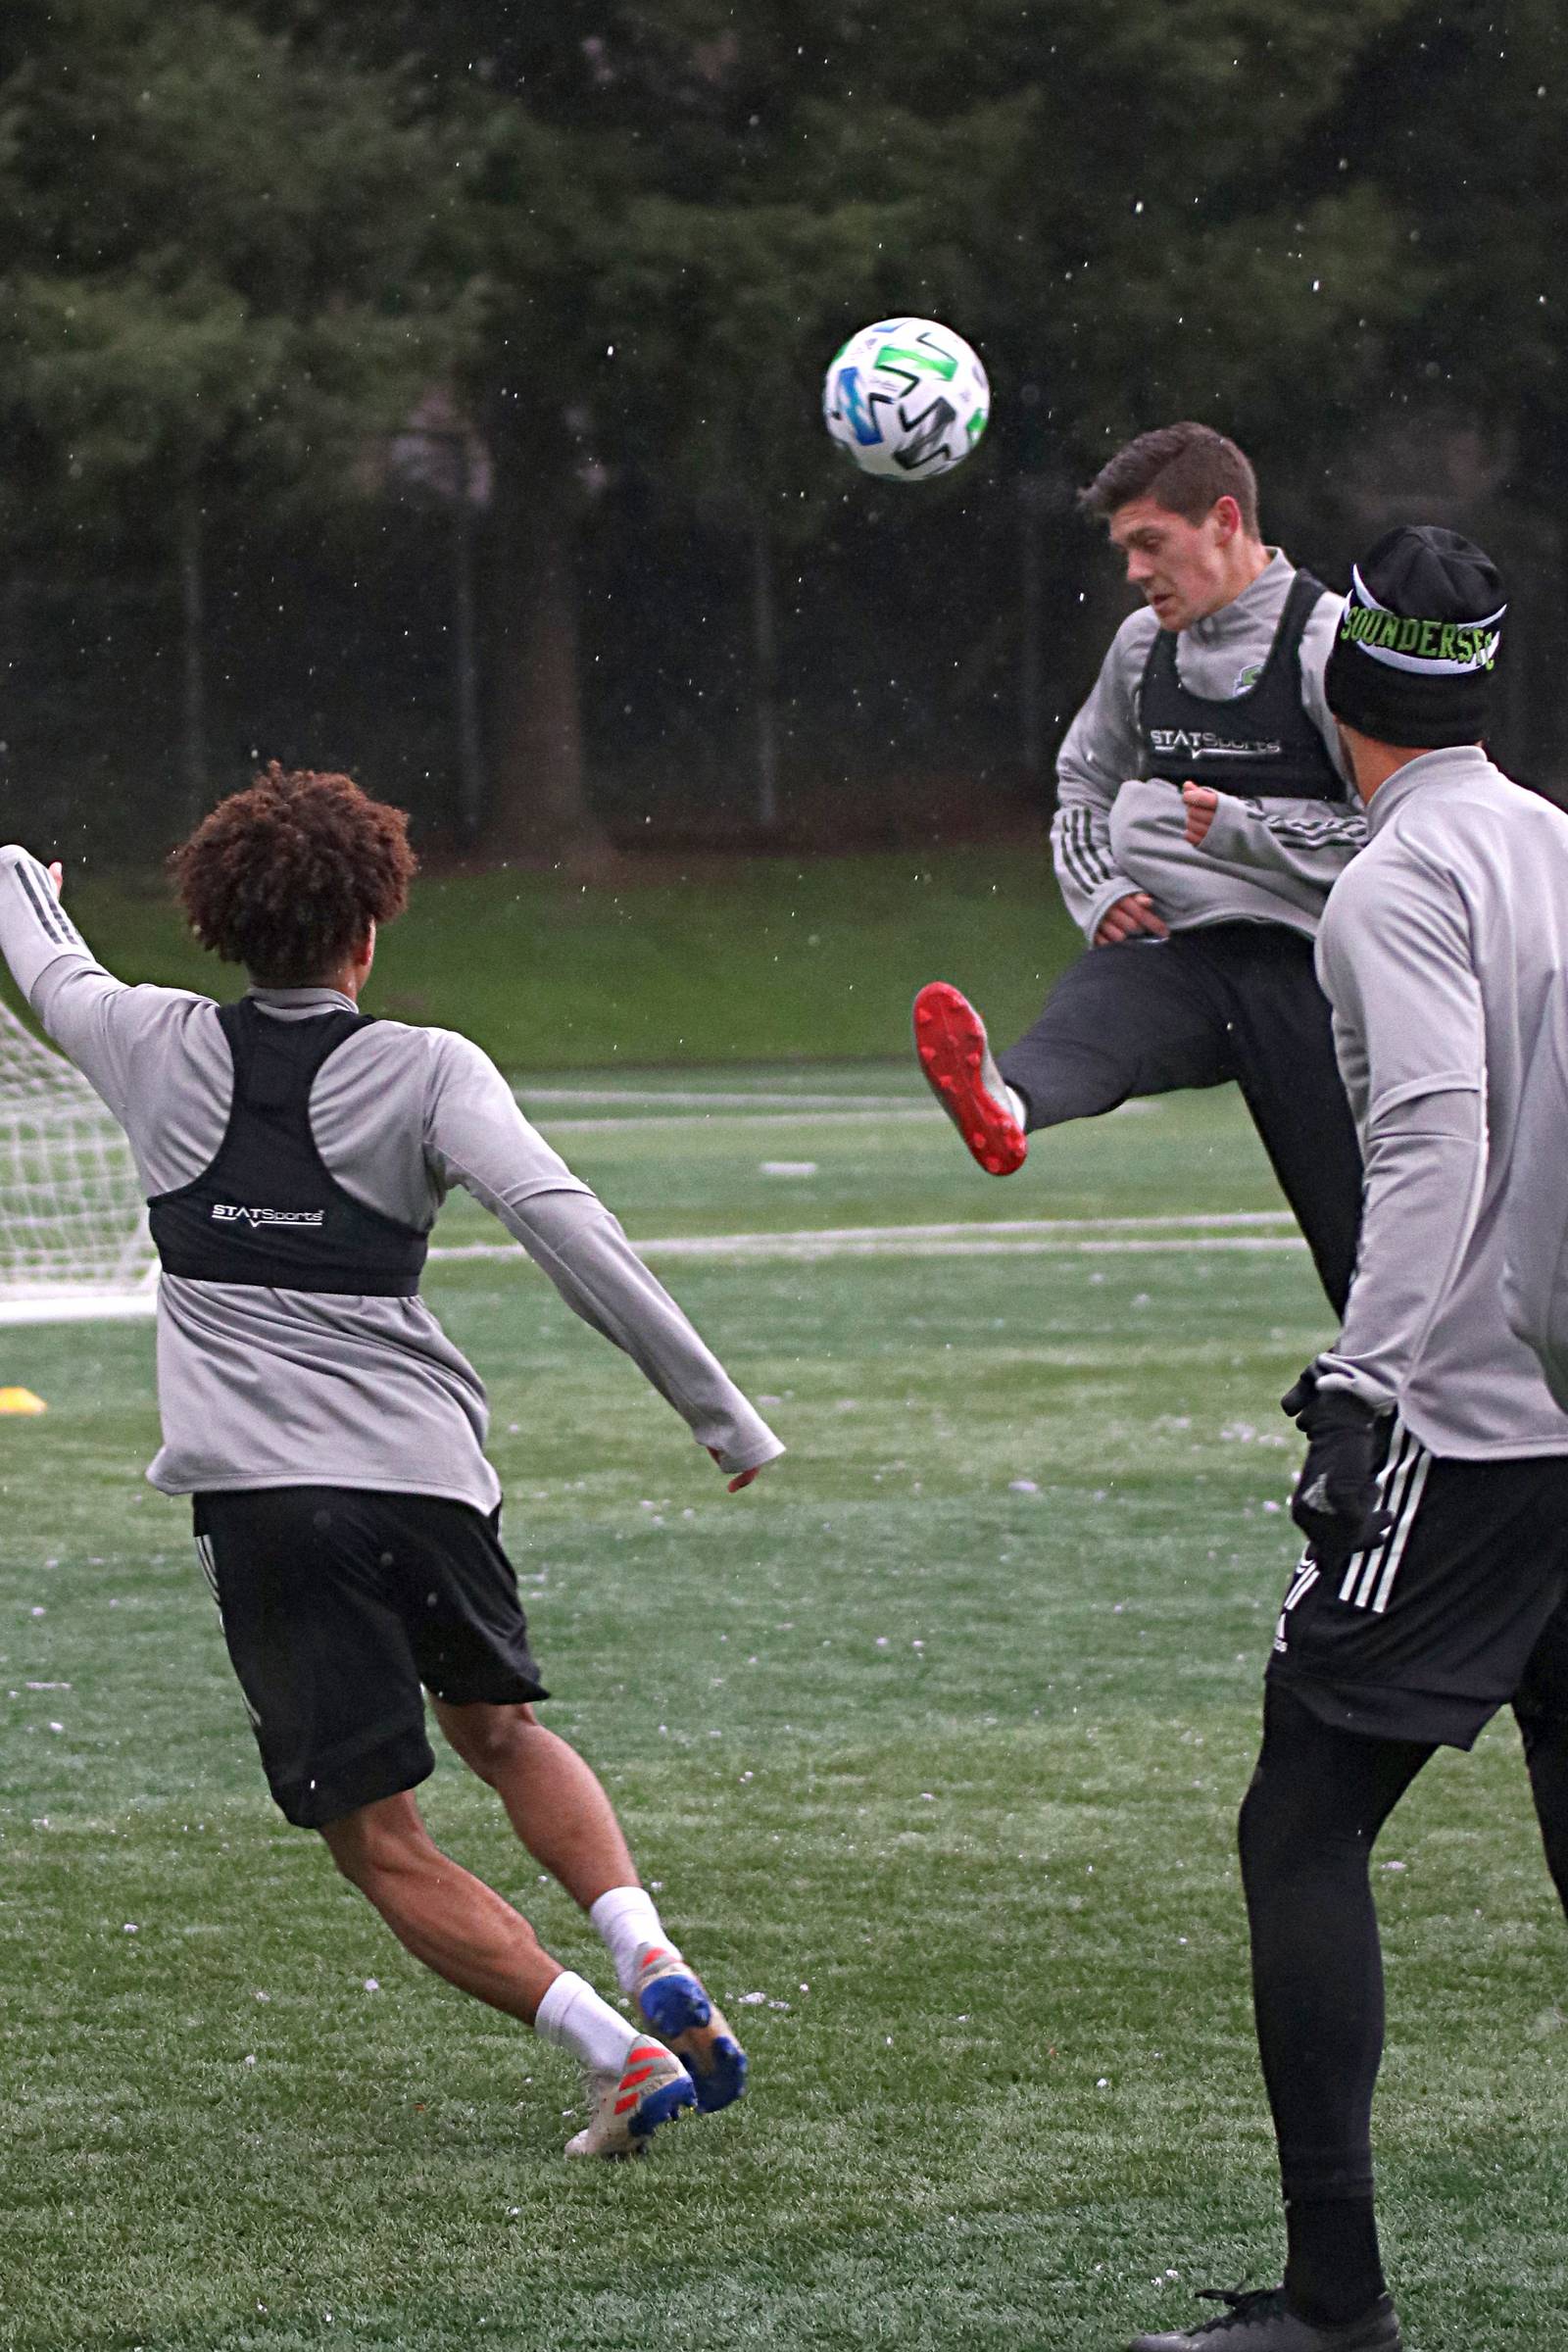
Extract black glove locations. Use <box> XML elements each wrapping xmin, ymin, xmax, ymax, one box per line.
<box><xmin>1282</xmin><ymin>1366</ymin><xmax>1392</xmax><ymax>1556</ymax></box>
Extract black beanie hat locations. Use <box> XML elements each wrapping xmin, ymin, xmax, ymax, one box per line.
<box><xmin>1323</xmin><ymin>523</ymin><xmax>1505</xmax><ymax>749</ymax></box>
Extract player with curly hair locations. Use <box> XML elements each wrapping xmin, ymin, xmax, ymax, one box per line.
<box><xmin>0</xmin><ymin>764</ymin><xmax>783</xmax><ymax>2160</ymax></box>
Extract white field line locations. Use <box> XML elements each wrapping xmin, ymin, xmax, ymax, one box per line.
<box><xmin>428</xmin><ymin>1209</ymin><xmax>1303</xmax><ymax>1266</ymax></box>
<box><xmin>512</xmin><ymin>1088</ymin><xmax>1158</xmax><ymax>1132</ymax></box>
<box><xmin>529</xmin><ymin>1106</ymin><xmax>940</xmax><ymax>1135</ymax></box>
<box><xmin>516</xmin><ymin>1086</ymin><xmax>922</xmax><ymax>1110</ymax></box>
<box><xmin>516</xmin><ymin>1091</ymin><xmax>1165</xmax><ymax>1129</ymax></box>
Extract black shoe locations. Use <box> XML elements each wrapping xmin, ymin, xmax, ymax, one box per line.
<box><xmin>1127</xmin><ymin>2284</ymin><xmax>1402</xmax><ymax>2351</ymax></box>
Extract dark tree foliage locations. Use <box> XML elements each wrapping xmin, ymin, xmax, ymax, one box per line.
<box><xmin>0</xmin><ymin>0</ymin><xmax>458</xmax><ymax>841</ymax></box>
<box><xmin>1314</xmin><ymin>3</ymin><xmax>1568</xmax><ymax>775</ymax></box>
<box><xmin>2</xmin><ymin>0</ymin><xmax>1560</xmax><ymax>855</ymax></box>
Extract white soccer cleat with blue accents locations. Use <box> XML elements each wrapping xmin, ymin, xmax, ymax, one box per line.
<box><xmin>563</xmin><ymin>2035</ymin><xmax>697</xmax><ymax>2160</ymax></box>
<box><xmin>632</xmin><ymin>1943</ymin><xmax>749</xmax><ymax>2113</ymax></box>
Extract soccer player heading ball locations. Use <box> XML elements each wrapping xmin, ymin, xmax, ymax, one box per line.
<box><xmin>914</xmin><ymin>420</ymin><xmax>1364</xmax><ymax>1312</ymax></box>
<box><xmin>0</xmin><ymin>766</ymin><xmax>784</xmax><ymax>2160</ymax></box>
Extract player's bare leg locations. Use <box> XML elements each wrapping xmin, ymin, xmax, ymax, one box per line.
<box><xmin>321</xmin><ymin>1787</ymin><xmax>695</xmax><ymax>2156</ymax></box>
<box><xmin>435</xmin><ymin>1699</ymin><xmax>636</xmax><ymax>1908</ymax></box>
<box><xmin>321</xmin><ymin>1787</ymin><xmax>562</xmax><ymax>2015</ymax></box>
<box><xmin>435</xmin><ymin>1698</ymin><xmax>748</xmax><ymax>2112</ymax></box>
<box><xmin>911</xmin><ymin>982</ymin><xmax>1028</xmax><ymax>1175</ymax></box>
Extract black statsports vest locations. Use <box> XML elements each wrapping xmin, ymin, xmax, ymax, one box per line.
<box><xmin>147</xmin><ymin>1000</ymin><xmax>428</xmax><ymax>1295</ymax></box>
<box><xmin>1137</xmin><ymin>571</ymin><xmax>1345</xmax><ymax>801</ymax></box>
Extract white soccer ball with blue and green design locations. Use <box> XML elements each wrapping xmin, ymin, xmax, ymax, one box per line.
<box><xmin>822</xmin><ymin>318</ymin><xmax>990</xmax><ymax>480</ymax></box>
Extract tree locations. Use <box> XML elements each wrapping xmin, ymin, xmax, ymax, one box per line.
<box><xmin>0</xmin><ymin>0</ymin><xmax>458</xmax><ymax>830</ymax></box>
<box><xmin>246</xmin><ymin>1</ymin><xmax>949</xmax><ymax>863</ymax></box>
<box><xmin>1317</xmin><ymin>0</ymin><xmax>1568</xmax><ymax>776</ymax></box>
<box><xmin>10</xmin><ymin>0</ymin><xmax>1530</xmax><ymax>855</ymax></box>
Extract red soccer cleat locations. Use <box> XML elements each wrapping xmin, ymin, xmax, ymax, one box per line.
<box><xmin>912</xmin><ymin>982</ymin><xmax>1028</xmax><ymax>1177</ymax></box>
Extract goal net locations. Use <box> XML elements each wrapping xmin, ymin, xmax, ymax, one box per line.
<box><xmin>0</xmin><ymin>996</ymin><xmax>156</xmax><ymax>1322</ymax></box>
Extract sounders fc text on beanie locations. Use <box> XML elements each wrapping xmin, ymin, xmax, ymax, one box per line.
<box><xmin>1324</xmin><ymin>523</ymin><xmax>1505</xmax><ymax>749</ymax></box>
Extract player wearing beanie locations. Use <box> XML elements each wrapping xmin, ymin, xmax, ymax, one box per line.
<box><xmin>1127</xmin><ymin>527</ymin><xmax>1568</xmax><ymax>2349</ymax></box>
<box><xmin>913</xmin><ymin>421</ymin><xmax>1365</xmax><ymax>1313</ymax></box>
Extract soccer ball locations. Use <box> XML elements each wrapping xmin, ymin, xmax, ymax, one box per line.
<box><xmin>822</xmin><ymin>318</ymin><xmax>990</xmax><ymax>479</ymax></box>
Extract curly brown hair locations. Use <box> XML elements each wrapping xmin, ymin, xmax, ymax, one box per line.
<box><xmin>172</xmin><ymin>763</ymin><xmax>418</xmax><ymax>986</ymax></box>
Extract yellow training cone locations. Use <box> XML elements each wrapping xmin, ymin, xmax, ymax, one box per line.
<box><xmin>0</xmin><ymin>1387</ymin><xmax>47</xmax><ymax>1415</ymax></box>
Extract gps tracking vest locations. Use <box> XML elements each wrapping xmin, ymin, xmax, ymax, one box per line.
<box><xmin>1137</xmin><ymin>571</ymin><xmax>1345</xmax><ymax>801</ymax></box>
<box><xmin>148</xmin><ymin>1000</ymin><xmax>428</xmax><ymax>1295</ymax></box>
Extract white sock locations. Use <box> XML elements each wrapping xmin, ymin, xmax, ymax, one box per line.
<box><xmin>980</xmin><ymin>1046</ymin><xmax>1027</xmax><ymax>1130</ymax></box>
<box><xmin>589</xmin><ymin>1885</ymin><xmax>678</xmax><ymax>1996</ymax></box>
<box><xmin>533</xmin><ymin>1970</ymin><xmax>641</xmax><ymax>2074</ymax></box>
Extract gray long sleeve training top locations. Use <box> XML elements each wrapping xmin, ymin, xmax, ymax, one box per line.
<box><xmin>1310</xmin><ymin>748</ymin><xmax>1568</xmax><ymax>1458</ymax></box>
<box><xmin>1502</xmin><ymin>976</ymin><xmax>1568</xmax><ymax>1411</ymax></box>
<box><xmin>0</xmin><ymin>847</ymin><xmax>784</xmax><ymax>1510</ymax></box>
<box><xmin>1054</xmin><ymin>551</ymin><xmax>1366</xmax><ymax>943</ymax></box>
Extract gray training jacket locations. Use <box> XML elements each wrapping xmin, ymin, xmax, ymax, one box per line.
<box><xmin>0</xmin><ymin>847</ymin><xmax>784</xmax><ymax>1511</ymax></box>
<box><xmin>1054</xmin><ymin>551</ymin><xmax>1365</xmax><ymax>943</ymax></box>
<box><xmin>1309</xmin><ymin>748</ymin><xmax>1568</xmax><ymax>1458</ymax></box>
<box><xmin>1502</xmin><ymin>973</ymin><xmax>1568</xmax><ymax>1414</ymax></box>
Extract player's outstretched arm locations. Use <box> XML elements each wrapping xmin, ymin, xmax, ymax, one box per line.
<box><xmin>708</xmin><ymin>1446</ymin><xmax>765</xmax><ymax>1494</ymax></box>
<box><xmin>0</xmin><ymin>845</ymin><xmax>138</xmax><ymax>1115</ymax></box>
<box><xmin>425</xmin><ymin>1035</ymin><xmax>783</xmax><ymax>1487</ymax></box>
<box><xmin>0</xmin><ymin>846</ymin><xmax>92</xmax><ymax>1003</ymax></box>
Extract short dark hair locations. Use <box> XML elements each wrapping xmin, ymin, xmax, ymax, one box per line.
<box><xmin>172</xmin><ymin>763</ymin><xmax>417</xmax><ymax>986</ymax></box>
<box><xmin>1078</xmin><ymin>421</ymin><xmax>1260</xmax><ymax>537</ymax></box>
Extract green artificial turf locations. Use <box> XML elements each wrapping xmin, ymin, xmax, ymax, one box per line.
<box><xmin>1</xmin><ymin>1078</ymin><xmax>1564</xmax><ymax>2351</ymax></box>
<box><xmin>45</xmin><ymin>847</ymin><xmax>1080</xmax><ymax>1069</ymax></box>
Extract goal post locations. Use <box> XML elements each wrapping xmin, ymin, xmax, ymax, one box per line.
<box><xmin>0</xmin><ymin>997</ymin><xmax>157</xmax><ymax>1323</ymax></box>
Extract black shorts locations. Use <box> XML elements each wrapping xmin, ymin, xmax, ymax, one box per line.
<box><xmin>1267</xmin><ymin>1423</ymin><xmax>1568</xmax><ymax>1747</ymax></box>
<box><xmin>193</xmin><ymin>1487</ymin><xmax>548</xmax><ymax>1829</ymax></box>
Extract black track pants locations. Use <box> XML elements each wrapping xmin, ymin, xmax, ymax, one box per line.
<box><xmin>995</xmin><ymin>923</ymin><xmax>1362</xmax><ymax>1312</ymax></box>
<box><xmin>1513</xmin><ymin>1600</ymin><xmax>1568</xmax><ymax>1912</ymax></box>
<box><xmin>1238</xmin><ymin>1685</ymin><xmax>1434</xmax><ymax>2206</ymax></box>
<box><xmin>1239</xmin><ymin>1678</ymin><xmax>1568</xmax><ymax>2209</ymax></box>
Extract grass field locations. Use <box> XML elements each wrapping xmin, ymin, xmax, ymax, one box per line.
<box><xmin>3</xmin><ymin>1072</ymin><xmax>1566</xmax><ymax>2352</ymax></box>
<box><xmin>46</xmin><ymin>847</ymin><xmax>1083</xmax><ymax>1068</ymax></box>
